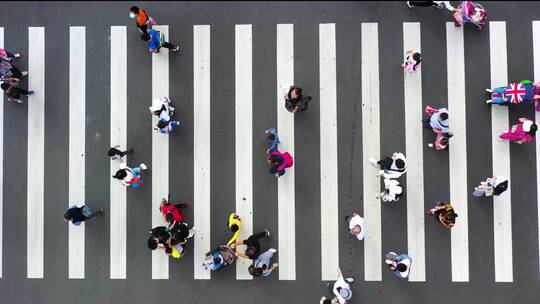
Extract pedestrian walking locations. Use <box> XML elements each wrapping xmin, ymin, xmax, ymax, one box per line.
<box><xmin>406</xmin><ymin>1</ymin><xmax>454</xmax><ymax>10</ymax></box>
<box><xmin>473</xmin><ymin>175</ymin><xmax>508</xmax><ymax>197</ymax></box>
<box><xmin>129</xmin><ymin>6</ymin><xmax>156</xmax><ymax>34</ymax></box>
<box><xmin>202</xmin><ymin>245</ymin><xmax>237</xmax><ymax>271</ymax></box>
<box><xmin>160</xmin><ymin>196</ymin><xmax>187</xmax><ymax>223</ymax></box>
<box><xmin>347</xmin><ymin>213</ymin><xmax>366</xmax><ymax>241</ymax></box>
<box><xmin>368</xmin><ymin>152</ymin><xmax>407</xmax><ymax>179</ymax></box>
<box><xmin>148</xmin><ymin>226</ymin><xmax>171</xmax><ymax>251</ymax></box>
<box><xmin>108</xmin><ymin>145</ymin><xmax>133</xmax><ymax>161</ymax></box>
<box><xmin>452</xmin><ymin>1</ymin><xmax>487</xmax><ymax>31</ymax></box>
<box><xmin>227</xmin><ymin>212</ymin><xmax>242</xmax><ymax>246</ymax></box>
<box><xmin>498</xmin><ymin>117</ymin><xmax>537</xmax><ymax>144</ymax></box>
<box><xmin>154</xmin><ymin>119</ymin><xmax>182</xmax><ymax>134</ymax></box>
<box><xmin>423</xmin><ymin>105</ymin><xmax>449</xmax><ymax>133</ymax></box>
<box><xmin>248</xmin><ymin>248</ymin><xmax>278</xmax><ymax>277</ymax></box>
<box><xmin>385</xmin><ymin>252</ymin><xmax>412</xmax><ymax>279</ymax></box>
<box><xmin>231</xmin><ymin>229</ymin><xmax>271</xmax><ymax>260</ymax></box>
<box><xmin>265</xmin><ymin>128</ymin><xmax>280</xmax><ymax>153</ymax></box>
<box><xmin>376</xmin><ymin>178</ymin><xmax>403</xmax><ymax>203</ymax></box>
<box><xmin>149</xmin><ymin>97</ymin><xmax>175</xmax><ymax>121</ymax></box>
<box><xmin>0</xmin><ymin>55</ymin><xmax>27</xmax><ymax>82</ymax></box>
<box><xmin>427</xmin><ymin>201</ymin><xmax>458</xmax><ymax>229</ymax></box>
<box><xmin>325</xmin><ymin>267</ymin><xmax>353</xmax><ymax>304</ymax></box>
<box><xmin>485</xmin><ymin>80</ymin><xmax>540</xmax><ymax>107</ymax></box>
<box><xmin>0</xmin><ymin>48</ymin><xmax>21</xmax><ymax>61</ymax></box>
<box><xmin>428</xmin><ymin>130</ymin><xmax>453</xmax><ymax>151</ymax></box>
<box><xmin>268</xmin><ymin>149</ymin><xmax>294</xmax><ymax>177</ymax></box>
<box><xmin>142</xmin><ymin>28</ymin><xmax>180</xmax><ymax>53</ymax></box>
<box><xmin>284</xmin><ymin>85</ymin><xmax>311</xmax><ymax>113</ymax></box>
<box><xmin>165</xmin><ymin>243</ymin><xmax>187</xmax><ymax>259</ymax></box>
<box><xmin>64</xmin><ymin>204</ymin><xmax>104</xmax><ymax>226</ymax></box>
<box><xmin>1</xmin><ymin>82</ymin><xmax>33</xmax><ymax>104</ymax></box>
<box><xmin>401</xmin><ymin>49</ymin><xmax>421</xmax><ymax>73</ymax></box>
<box><xmin>168</xmin><ymin>220</ymin><xmax>195</xmax><ymax>246</ymax></box>
<box><xmin>112</xmin><ymin>162</ymin><xmax>147</xmax><ymax>188</ymax></box>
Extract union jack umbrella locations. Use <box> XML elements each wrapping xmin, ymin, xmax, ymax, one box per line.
<box><xmin>506</xmin><ymin>83</ymin><xmax>527</xmax><ymax>104</ymax></box>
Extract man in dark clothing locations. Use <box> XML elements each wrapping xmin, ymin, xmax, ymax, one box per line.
<box><xmin>108</xmin><ymin>145</ymin><xmax>133</xmax><ymax>161</ymax></box>
<box><xmin>148</xmin><ymin>226</ymin><xmax>171</xmax><ymax>250</ymax></box>
<box><xmin>231</xmin><ymin>229</ymin><xmax>270</xmax><ymax>260</ymax></box>
<box><xmin>64</xmin><ymin>205</ymin><xmax>104</xmax><ymax>226</ymax></box>
<box><xmin>1</xmin><ymin>82</ymin><xmax>33</xmax><ymax>104</ymax></box>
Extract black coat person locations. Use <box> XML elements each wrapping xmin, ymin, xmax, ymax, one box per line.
<box><xmin>285</xmin><ymin>86</ymin><xmax>311</xmax><ymax>113</ymax></box>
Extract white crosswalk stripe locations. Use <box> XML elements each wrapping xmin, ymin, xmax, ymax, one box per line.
<box><xmin>193</xmin><ymin>24</ymin><xmax>212</xmax><ymax>280</ymax></box>
<box><xmin>27</xmin><ymin>26</ymin><xmax>45</xmax><ymax>279</ymax></box>
<box><xmin>110</xmin><ymin>25</ymin><xmax>128</xmax><ymax>280</ymax></box>
<box><xmin>234</xmin><ymin>24</ymin><xmax>254</xmax><ymax>280</ymax></box>
<box><xmin>533</xmin><ymin>20</ymin><xmax>540</xmax><ymax>277</ymax></box>
<box><xmin>5</xmin><ymin>21</ymin><xmax>540</xmax><ymax>282</ymax></box>
<box><xmin>276</xmin><ymin>23</ymin><xmax>296</xmax><ymax>281</ymax></box>
<box><xmin>68</xmin><ymin>26</ymin><xmax>86</xmax><ymax>279</ymax></box>
<box><xmin>446</xmin><ymin>23</ymin><xmax>469</xmax><ymax>282</ymax></box>
<box><xmin>151</xmin><ymin>25</ymin><xmax>170</xmax><ymax>280</ymax></box>
<box><xmin>489</xmin><ymin>21</ymin><xmax>513</xmax><ymax>283</ymax></box>
<box><xmin>403</xmin><ymin>22</ymin><xmax>426</xmax><ymax>282</ymax></box>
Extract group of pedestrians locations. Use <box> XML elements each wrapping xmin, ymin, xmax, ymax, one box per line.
<box><xmin>7</xmin><ymin>0</ymin><xmax>527</xmax><ymax>302</ymax></box>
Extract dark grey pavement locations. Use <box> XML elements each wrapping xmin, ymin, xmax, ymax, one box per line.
<box><xmin>0</xmin><ymin>1</ymin><xmax>540</xmax><ymax>304</ymax></box>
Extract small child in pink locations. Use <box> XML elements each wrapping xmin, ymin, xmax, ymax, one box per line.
<box><xmin>401</xmin><ymin>50</ymin><xmax>421</xmax><ymax>73</ymax></box>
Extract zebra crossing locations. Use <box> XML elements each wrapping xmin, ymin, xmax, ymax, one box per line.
<box><xmin>2</xmin><ymin>21</ymin><xmax>540</xmax><ymax>283</ymax></box>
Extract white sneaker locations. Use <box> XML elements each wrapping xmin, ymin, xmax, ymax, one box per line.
<box><xmin>14</xmin><ymin>53</ymin><xmax>21</xmax><ymax>58</ymax></box>
<box><xmin>269</xmin><ymin>248</ymin><xmax>277</xmax><ymax>253</ymax></box>
<box><xmin>486</xmin><ymin>99</ymin><xmax>492</xmax><ymax>104</ymax></box>
<box><xmin>486</xmin><ymin>88</ymin><xmax>492</xmax><ymax>93</ymax></box>
<box><xmin>188</xmin><ymin>228</ymin><xmax>195</xmax><ymax>238</ymax></box>
<box><xmin>345</xmin><ymin>277</ymin><xmax>354</xmax><ymax>283</ymax></box>
<box><xmin>21</xmin><ymin>71</ymin><xmax>28</xmax><ymax>77</ymax></box>
<box><xmin>140</xmin><ymin>163</ymin><xmax>147</xmax><ymax>170</ymax></box>
<box><xmin>428</xmin><ymin>143</ymin><xmax>434</xmax><ymax>148</ymax></box>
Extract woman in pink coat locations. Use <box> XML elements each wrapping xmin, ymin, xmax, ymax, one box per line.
<box><xmin>499</xmin><ymin>117</ymin><xmax>537</xmax><ymax>144</ymax></box>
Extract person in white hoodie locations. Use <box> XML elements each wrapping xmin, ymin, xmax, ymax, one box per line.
<box><xmin>148</xmin><ymin>96</ymin><xmax>175</xmax><ymax>122</ymax></box>
<box><xmin>368</xmin><ymin>152</ymin><xmax>407</xmax><ymax>179</ymax></box>
<box><xmin>376</xmin><ymin>178</ymin><xmax>403</xmax><ymax>203</ymax></box>
<box><xmin>325</xmin><ymin>267</ymin><xmax>353</xmax><ymax>304</ymax></box>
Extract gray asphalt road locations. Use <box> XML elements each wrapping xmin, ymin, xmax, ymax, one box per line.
<box><xmin>0</xmin><ymin>1</ymin><xmax>539</xmax><ymax>304</ymax></box>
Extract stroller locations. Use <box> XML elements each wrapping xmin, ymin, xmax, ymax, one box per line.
<box><xmin>202</xmin><ymin>245</ymin><xmax>236</xmax><ymax>271</ymax></box>
<box><xmin>453</xmin><ymin>1</ymin><xmax>487</xmax><ymax>30</ymax></box>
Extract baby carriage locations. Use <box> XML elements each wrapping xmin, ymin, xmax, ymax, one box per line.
<box><xmin>202</xmin><ymin>245</ymin><xmax>236</xmax><ymax>271</ymax></box>
<box><xmin>453</xmin><ymin>1</ymin><xmax>487</xmax><ymax>30</ymax></box>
